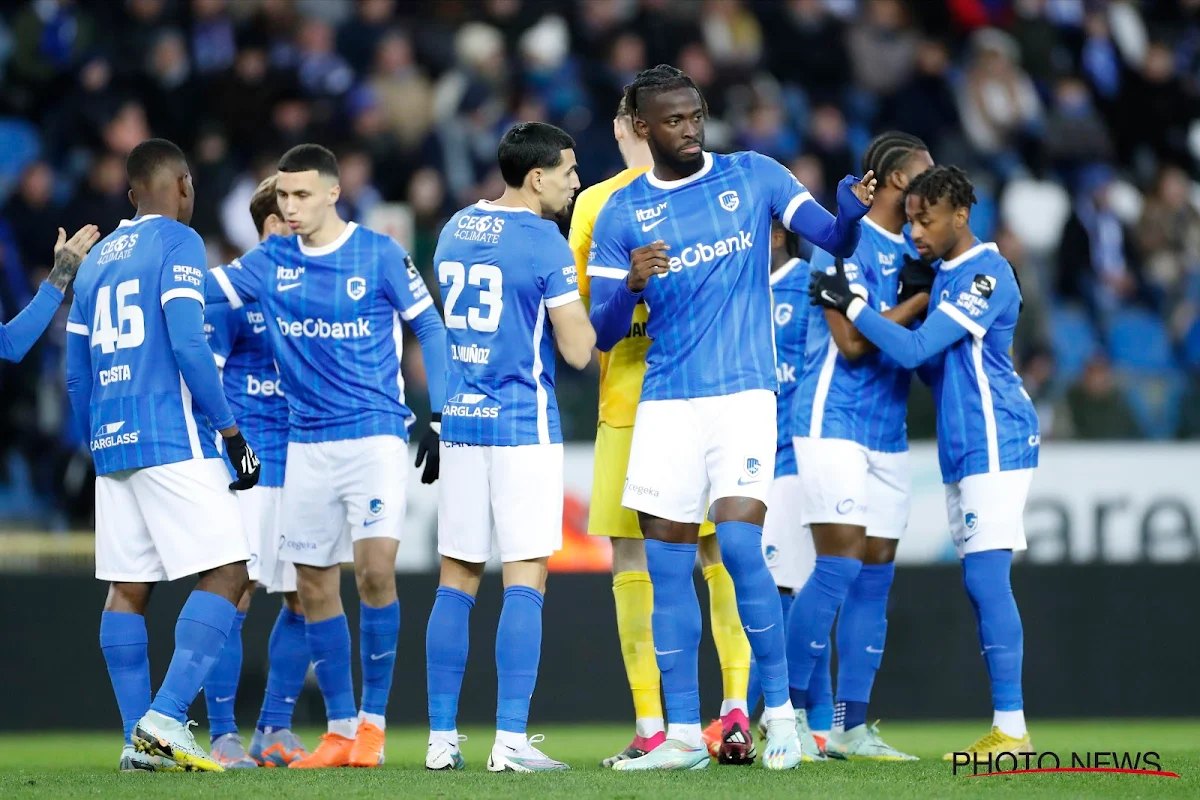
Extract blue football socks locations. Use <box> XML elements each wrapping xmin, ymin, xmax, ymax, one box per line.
<box><xmin>746</xmin><ymin>589</ymin><xmax>793</xmax><ymax>714</ymax></box>
<box><xmin>963</xmin><ymin>550</ymin><xmax>1024</xmax><ymax>713</ymax></box>
<box><xmin>787</xmin><ymin>555</ymin><xmax>861</xmax><ymax>707</ymax></box>
<box><xmin>256</xmin><ymin>606</ymin><xmax>309</xmax><ymax>732</ymax></box>
<box><xmin>203</xmin><ymin>610</ymin><xmax>245</xmax><ymax>739</ymax></box>
<box><xmin>305</xmin><ymin>614</ymin><xmax>357</xmax><ymax>724</ymax></box>
<box><xmin>150</xmin><ymin>591</ymin><xmax>237</xmax><ymax>723</ymax></box>
<box><xmin>836</xmin><ymin>561</ymin><xmax>895</xmax><ymax>729</ymax></box>
<box><xmin>496</xmin><ymin>586</ymin><xmax>545</xmax><ymax>735</ymax></box>
<box><xmin>426</xmin><ymin>587</ymin><xmax>474</xmax><ymax>732</ymax></box>
<box><xmin>100</xmin><ymin>611</ymin><xmax>151</xmax><ymax>744</ymax></box>
<box><xmin>359</xmin><ymin>601</ymin><xmax>400</xmax><ymax>719</ymax></box>
<box><xmin>645</xmin><ymin>539</ymin><xmax>702</xmax><ymax>726</ymax></box>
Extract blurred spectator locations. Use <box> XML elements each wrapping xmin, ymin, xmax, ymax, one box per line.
<box><xmin>880</xmin><ymin>37</ymin><xmax>961</xmax><ymax>156</ymax></box>
<box><xmin>116</xmin><ymin>0</ymin><xmax>172</xmax><ymax>79</ymax></box>
<box><xmin>1135</xmin><ymin>165</ymin><xmax>1200</xmax><ymax>317</ymax></box>
<box><xmin>1116</xmin><ymin>40</ymin><xmax>1199</xmax><ymax>176</ymax></box>
<box><xmin>67</xmin><ymin>153</ymin><xmax>130</xmax><ymax>237</ymax></box>
<box><xmin>51</xmin><ymin>54</ymin><xmax>120</xmax><ymax>156</ymax></box>
<box><xmin>957</xmin><ymin>28</ymin><xmax>1044</xmax><ymax>178</ymax></box>
<box><xmin>789</xmin><ymin>154</ymin><xmax>828</xmax><ymax>209</ymax></box>
<box><xmin>1079</xmin><ymin>8</ymin><xmax>1122</xmax><ymax>102</ymax></box>
<box><xmin>738</xmin><ymin>99</ymin><xmax>800</xmax><ymax>164</ymax></box>
<box><xmin>3</xmin><ymin>162</ymin><xmax>59</xmax><ymax>275</ymax></box>
<box><xmin>190</xmin><ymin>127</ymin><xmax>238</xmax><ymax>249</ymax></box>
<box><xmin>1018</xmin><ymin>345</ymin><xmax>1060</xmax><ymax>438</ymax></box>
<box><xmin>433</xmin><ymin>23</ymin><xmax>508</xmax><ymax>123</ymax></box>
<box><xmin>701</xmin><ymin>0</ymin><xmax>762</xmax><ymax>73</ymax></box>
<box><xmin>846</xmin><ymin>0</ymin><xmax>919</xmax><ymax>99</ymax></box>
<box><xmin>369</xmin><ymin>30</ymin><xmax>434</xmax><ymax>152</ymax></box>
<box><xmin>209</xmin><ymin>37</ymin><xmax>285</xmax><ymax>154</ymax></box>
<box><xmin>335</xmin><ymin>150</ymin><xmax>382</xmax><ymax>223</ymax></box>
<box><xmin>407</xmin><ymin>166</ymin><xmax>448</xmax><ymax>272</ymax></box>
<box><xmin>338</xmin><ymin>0</ymin><xmax>397</xmax><ymax>75</ymax></box>
<box><xmin>296</xmin><ymin>16</ymin><xmax>355</xmax><ymax>98</ymax></box>
<box><xmin>1009</xmin><ymin>0</ymin><xmax>1059</xmax><ymax>88</ymax></box>
<box><xmin>632</xmin><ymin>0</ymin><xmax>700</xmax><ymax>67</ymax></box>
<box><xmin>997</xmin><ymin>225</ymin><xmax>1050</xmax><ymax>360</ymax></box>
<box><xmin>1042</xmin><ymin>75</ymin><xmax>1113</xmax><ymax>177</ymax></box>
<box><xmin>142</xmin><ymin>29</ymin><xmax>198</xmax><ymax>150</ymax></box>
<box><xmin>11</xmin><ymin>0</ymin><xmax>96</xmax><ymax>92</ymax></box>
<box><xmin>764</xmin><ymin>0</ymin><xmax>850</xmax><ymax>106</ymax></box>
<box><xmin>270</xmin><ymin>92</ymin><xmax>318</xmax><ymax>154</ymax></box>
<box><xmin>190</xmin><ymin>0</ymin><xmax>237</xmax><ymax>75</ymax></box>
<box><xmin>102</xmin><ymin>101</ymin><xmax>152</xmax><ymax>157</ymax></box>
<box><xmin>1175</xmin><ymin>375</ymin><xmax>1200</xmax><ymax>440</ymax></box>
<box><xmin>807</xmin><ymin>104</ymin><xmax>855</xmax><ymax>186</ymax></box>
<box><xmin>1057</xmin><ymin>165</ymin><xmax>1146</xmax><ymax>325</ymax></box>
<box><xmin>1062</xmin><ymin>355</ymin><xmax>1142</xmax><ymax>439</ymax></box>
<box><xmin>518</xmin><ymin>15</ymin><xmax>588</xmax><ymax>124</ymax></box>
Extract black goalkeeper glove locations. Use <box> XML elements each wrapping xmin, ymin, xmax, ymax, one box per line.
<box><xmin>415</xmin><ymin>412</ymin><xmax>441</xmax><ymax>484</ymax></box>
<box><xmin>223</xmin><ymin>431</ymin><xmax>261</xmax><ymax>490</ymax></box>
<box><xmin>897</xmin><ymin>255</ymin><xmax>936</xmax><ymax>304</ymax></box>
<box><xmin>808</xmin><ymin>258</ymin><xmax>858</xmax><ymax>315</ymax></box>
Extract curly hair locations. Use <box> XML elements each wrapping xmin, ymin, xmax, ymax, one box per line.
<box><xmin>622</xmin><ymin>64</ymin><xmax>709</xmax><ymax>120</ymax></box>
<box><xmin>905</xmin><ymin>164</ymin><xmax>976</xmax><ymax>209</ymax></box>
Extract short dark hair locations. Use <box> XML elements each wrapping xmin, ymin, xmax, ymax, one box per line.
<box><xmin>622</xmin><ymin>64</ymin><xmax>708</xmax><ymax>120</ymax></box>
<box><xmin>861</xmin><ymin>131</ymin><xmax>928</xmax><ymax>181</ymax></box>
<box><xmin>497</xmin><ymin>122</ymin><xmax>575</xmax><ymax>188</ymax></box>
<box><xmin>249</xmin><ymin>176</ymin><xmax>281</xmax><ymax>234</ymax></box>
<box><xmin>126</xmin><ymin>138</ymin><xmax>186</xmax><ymax>186</ymax></box>
<box><xmin>906</xmin><ymin>165</ymin><xmax>976</xmax><ymax>210</ymax></box>
<box><xmin>278</xmin><ymin>143</ymin><xmax>339</xmax><ymax>180</ymax></box>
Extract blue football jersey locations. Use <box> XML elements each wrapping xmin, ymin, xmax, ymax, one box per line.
<box><xmin>795</xmin><ymin>218</ymin><xmax>916</xmax><ymax>453</ymax></box>
<box><xmin>587</xmin><ymin>151</ymin><xmax>815</xmax><ymax>401</ymax></box>
<box><xmin>208</xmin><ymin>222</ymin><xmax>433</xmax><ymax>443</ymax></box>
<box><xmin>205</xmin><ymin>299</ymin><xmax>287</xmax><ymax>486</ymax></box>
<box><xmin>66</xmin><ymin>215</ymin><xmax>221</xmax><ymax>474</ymax></box>
<box><xmin>927</xmin><ymin>242</ymin><xmax>1040</xmax><ymax>482</ymax></box>
<box><xmin>771</xmin><ymin>257</ymin><xmax>809</xmax><ymax>477</ymax></box>
<box><xmin>434</xmin><ymin>201</ymin><xmax>580</xmax><ymax>446</ymax></box>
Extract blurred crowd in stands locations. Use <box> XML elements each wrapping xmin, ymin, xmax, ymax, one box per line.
<box><xmin>1</xmin><ymin>0</ymin><xmax>1200</xmax><ymax>524</ymax></box>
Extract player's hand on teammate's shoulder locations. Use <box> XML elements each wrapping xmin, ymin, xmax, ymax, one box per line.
<box><xmin>897</xmin><ymin>255</ymin><xmax>936</xmax><ymax>304</ymax></box>
<box><xmin>48</xmin><ymin>225</ymin><xmax>101</xmax><ymax>290</ymax></box>
<box><xmin>222</xmin><ymin>428</ymin><xmax>261</xmax><ymax>490</ymax></box>
<box><xmin>415</xmin><ymin>413</ymin><xmax>441</xmax><ymax>484</ymax></box>
<box><xmin>837</xmin><ymin>170</ymin><xmax>877</xmax><ymax>212</ymax></box>
<box><xmin>626</xmin><ymin>240</ymin><xmax>671</xmax><ymax>292</ymax></box>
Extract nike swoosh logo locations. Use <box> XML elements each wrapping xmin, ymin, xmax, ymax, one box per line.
<box><xmin>737</xmin><ymin>476</ymin><xmax>761</xmax><ymax>485</ymax></box>
<box><xmin>252</xmin><ymin>325</ymin><xmax>267</xmax><ymax>334</ymax></box>
<box><xmin>277</xmin><ymin>282</ymin><xmax>302</xmax><ymax>292</ymax></box>
<box><xmin>369</xmin><ymin>650</ymin><xmax>396</xmax><ymax>661</ymax></box>
<box><xmin>654</xmin><ymin>648</ymin><xmax>682</xmax><ymax>656</ymax></box>
<box><xmin>982</xmin><ymin>644</ymin><xmax>1004</xmax><ymax>651</ymax></box>
<box><xmin>963</xmin><ymin>532</ymin><xmax>980</xmax><ymax>542</ymax></box>
<box><xmin>810</xmin><ymin>641</ymin><xmax>827</xmax><ymax>649</ymax></box>
<box><xmin>821</xmin><ymin>290</ymin><xmax>837</xmax><ymax>306</ymax></box>
<box><xmin>744</xmin><ymin>624</ymin><xmax>775</xmax><ymax>634</ymax></box>
<box><xmin>640</xmin><ymin>217</ymin><xmax>668</xmax><ymax>232</ymax></box>
<box><xmin>213</xmin><ymin>696</ymin><xmax>235</xmax><ymax>703</ymax></box>
<box><xmin>866</xmin><ymin>646</ymin><xmax>885</xmax><ymax>654</ymax></box>
<box><xmin>364</xmin><ymin>518</ymin><xmax>384</xmax><ymax>527</ymax></box>
<box><xmin>284</xmin><ymin>697</ymin><xmax>296</xmax><ymax>704</ymax></box>
<box><xmin>882</xmin><ymin>267</ymin><xmax>898</xmax><ymax>275</ymax></box>
<box><xmin>312</xmin><ymin>659</ymin><xmax>325</xmax><ymax>668</ymax></box>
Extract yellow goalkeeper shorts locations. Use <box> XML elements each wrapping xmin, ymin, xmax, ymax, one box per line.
<box><xmin>588</xmin><ymin>422</ymin><xmax>715</xmax><ymax>539</ymax></box>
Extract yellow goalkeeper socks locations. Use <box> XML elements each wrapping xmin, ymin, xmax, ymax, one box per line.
<box><xmin>703</xmin><ymin>562</ymin><xmax>751</xmax><ymax>712</ymax></box>
<box><xmin>612</xmin><ymin>570</ymin><xmax>663</xmax><ymax>727</ymax></box>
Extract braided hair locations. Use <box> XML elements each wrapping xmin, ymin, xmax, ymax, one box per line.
<box><xmin>905</xmin><ymin>164</ymin><xmax>976</xmax><ymax>210</ymax></box>
<box><xmin>622</xmin><ymin>64</ymin><xmax>709</xmax><ymax>120</ymax></box>
<box><xmin>861</xmin><ymin>131</ymin><xmax>928</xmax><ymax>186</ymax></box>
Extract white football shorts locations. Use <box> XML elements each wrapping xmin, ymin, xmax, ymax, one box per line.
<box><xmin>793</xmin><ymin>437</ymin><xmax>910</xmax><ymax>539</ymax></box>
<box><xmin>237</xmin><ymin>485</ymin><xmax>297</xmax><ymax>593</ymax></box>
<box><xmin>437</xmin><ymin>442</ymin><xmax>564</xmax><ymax>563</ymax></box>
<box><xmin>623</xmin><ymin>389</ymin><xmax>776</xmax><ymax>524</ymax></box>
<box><xmin>761</xmin><ymin>473</ymin><xmax>815</xmax><ymax>591</ymax></box>
<box><xmin>945</xmin><ymin>468</ymin><xmax>1034</xmax><ymax>558</ymax></box>
<box><xmin>279</xmin><ymin>435</ymin><xmax>408</xmax><ymax>569</ymax></box>
<box><xmin>95</xmin><ymin>458</ymin><xmax>250</xmax><ymax>583</ymax></box>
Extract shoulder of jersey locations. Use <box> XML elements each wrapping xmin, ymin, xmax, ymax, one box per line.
<box><xmin>151</xmin><ymin>216</ymin><xmax>199</xmax><ymax>240</ymax></box>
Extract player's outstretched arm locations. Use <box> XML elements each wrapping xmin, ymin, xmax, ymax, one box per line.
<box><xmin>64</xmin><ymin>314</ymin><xmax>92</xmax><ymax>441</ymax></box>
<box><xmin>0</xmin><ymin>225</ymin><xmax>99</xmax><ymax>362</ymax></box>
<box><xmin>588</xmin><ymin>242</ymin><xmax>668</xmax><ymax>351</ymax></box>
<box><xmin>549</xmin><ymin>299</ymin><xmax>596</xmax><ymax>369</ymax></box>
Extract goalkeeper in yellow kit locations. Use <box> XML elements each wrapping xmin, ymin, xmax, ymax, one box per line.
<box><xmin>570</xmin><ymin>98</ymin><xmax>753</xmax><ymax>767</ymax></box>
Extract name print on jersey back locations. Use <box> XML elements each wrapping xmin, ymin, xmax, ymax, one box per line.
<box><xmin>435</xmin><ymin>201</ymin><xmax>581</xmax><ymax>446</ymax></box>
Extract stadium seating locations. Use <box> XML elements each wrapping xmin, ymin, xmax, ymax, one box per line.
<box><xmin>1050</xmin><ymin>305</ymin><xmax>1098</xmax><ymax>385</ymax></box>
<box><xmin>1106</xmin><ymin>308</ymin><xmax>1175</xmax><ymax>372</ymax></box>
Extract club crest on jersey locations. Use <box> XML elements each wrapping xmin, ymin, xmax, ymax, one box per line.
<box><xmin>347</xmin><ymin>276</ymin><xmax>367</xmax><ymax>301</ymax></box>
<box><xmin>719</xmin><ymin>190</ymin><xmax>740</xmax><ymax>212</ymax></box>
<box><xmin>744</xmin><ymin>457</ymin><xmax>761</xmax><ymax>478</ymax></box>
<box><xmin>369</xmin><ymin>498</ymin><xmax>385</xmax><ymax>516</ymax></box>
<box><xmin>774</xmin><ymin>302</ymin><xmax>794</xmax><ymax>326</ymax></box>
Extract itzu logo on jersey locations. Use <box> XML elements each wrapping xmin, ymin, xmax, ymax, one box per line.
<box><xmin>91</xmin><ymin>420</ymin><xmax>139</xmax><ymax>450</ymax></box>
<box><xmin>659</xmin><ymin>230</ymin><xmax>752</xmax><ymax>277</ymax></box>
<box><xmin>444</xmin><ymin>393</ymin><xmax>499</xmax><ymax>419</ymax></box>
<box><xmin>635</xmin><ymin>201</ymin><xmax>668</xmax><ymax>223</ymax></box>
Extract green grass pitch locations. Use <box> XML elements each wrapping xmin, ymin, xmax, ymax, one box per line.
<box><xmin>1</xmin><ymin>720</ymin><xmax>1197</xmax><ymax>798</ymax></box>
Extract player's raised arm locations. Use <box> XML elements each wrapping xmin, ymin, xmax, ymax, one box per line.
<box><xmin>205</xmin><ymin>243</ymin><xmax>271</xmax><ymax>308</ymax></box>
<box><xmin>757</xmin><ymin>153</ymin><xmax>873</xmax><ymax>259</ymax></box>
<box><xmin>0</xmin><ymin>225</ymin><xmax>99</xmax><ymax>362</ymax></box>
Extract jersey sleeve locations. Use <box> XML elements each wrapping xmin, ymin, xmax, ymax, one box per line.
<box><xmin>750</xmin><ymin>152</ymin><xmax>814</xmax><ymax>230</ymax></box>
<box><xmin>160</xmin><ymin>227</ymin><xmax>208</xmax><ymax>309</ymax></box>
<box><xmin>586</xmin><ymin>195</ymin><xmax>632</xmax><ymax>280</ymax></box>
<box><xmin>936</xmin><ymin>257</ymin><xmax>1017</xmax><ymax>338</ymax></box>
<box><xmin>204</xmin><ymin>303</ymin><xmax>240</xmax><ymax>368</ymax></box>
<box><xmin>536</xmin><ymin>228</ymin><xmax>582</xmax><ymax>308</ymax></box>
<box><xmin>207</xmin><ymin>241</ymin><xmax>272</xmax><ymax>307</ymax></box>
<box><xmin>568</xmin><ymin>188</ymin><xmax>600</xmax><ymax>301</ymax></box>
<box><xmin>380</xmin><ymin>237</ymin><xmax>435</xmax><ymax>321</ymax></box>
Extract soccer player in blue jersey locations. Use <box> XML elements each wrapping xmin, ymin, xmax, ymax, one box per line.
<box><xmin>810</xmin><ymin>165</ymin><xmax>1039</xmax><ymax>759</ymax></box>
<box><xmin>206</xmin><ymin>144</ymin><xmax>447</xmax><ymax>768</ymax></box>
<box><xmin>423</xmin><ymin>122</ymin><xmax>594</xmax><ymax>773</ymax></box>
<box><xmin>202</xmin><ymin>176</ymin><xmax>310</xmax><ymax>768</ymax></box>
<box><xmin>65</xmin><ymin>138</ymin><xmax>261</xmax><ymax>772</ymax></box>
<box><xmin>0</xmin><ymin>225</ymin><xmax>99</xmax><ymax>361</ymax></box>
<box><xmin>789</xmin><ymin>132</ymin><xmax>934</xmax><ymax>762</ymax></box>
<box><xmin>586</xmin><ymin>65</ymin><xmax>876</xmax><ymax>771</ymax></box>
<box><xmin>744</xmin><ymin>221</ymin><xmax>835</xmax><ymax>759</ymax></box>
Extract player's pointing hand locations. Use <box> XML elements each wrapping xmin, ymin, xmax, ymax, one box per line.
<box><xmin>627</xmin><ymin>241</ymin><xmax>670</xmax><ymax>292</ymax></box>
<box><xmin>852</xmin><ymin>170</ymin><xmax>876</xmax><ymax>207</ymax></box>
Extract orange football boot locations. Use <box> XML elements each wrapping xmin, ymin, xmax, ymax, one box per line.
<box><xmin>288</xmin><ymin>733</ymin><xmax>354</xmax><ymax>768</ymax></box>
<box><xmin>348</xmin><ymin>721</ymin><xmax>386</xmax><ymax>767</ymax></box>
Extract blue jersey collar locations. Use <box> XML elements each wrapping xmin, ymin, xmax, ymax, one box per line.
<box><xmin>862</xmin><ymin>215</ymin><xmax>907</xmax><ymax>244</ymax></box>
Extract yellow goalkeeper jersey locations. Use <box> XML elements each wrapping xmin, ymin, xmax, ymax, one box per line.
<box><xmin>569</xmin><ymin>166</ymin><xmax>651</xmax><ymax>429</ymax></box>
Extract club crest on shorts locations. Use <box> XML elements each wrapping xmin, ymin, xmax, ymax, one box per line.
<box><xmin>744</xmin><ymin>457</ymin><xmax>761</xmax><ymax>478</ymax></box>
<box><xmin>719</xmin><ymin>190</ymin><xmax>740</xmax><ymax>212</ymax></box>
<box><xmin>369</xmin><ymin>498</ymin><xmax>385</xmax><ymax>516</ymax></box>
<box><xmin>347</xmin><ymin>276</ymin><xmax>367</xmax><ymax>301</ymax></box>
<box><xmin>765</xmin><ymin>544</ymin><xmax>778</xmax><ymax>564</ymax></box>
<box><xmin>964</xmin><ymin>510</ymin><xmax>978</xmax><ymax>531</ymax></box>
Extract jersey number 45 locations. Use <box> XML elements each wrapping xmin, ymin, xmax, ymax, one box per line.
<box><xmin>92</xmin><ymin>280</ymin><xmax>146</xmax><ymax>353</ymax></box>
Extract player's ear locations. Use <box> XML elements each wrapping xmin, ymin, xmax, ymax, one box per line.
<box><xmin>891</xmin><ymin>169</ymin><xmax>909</xmax><ymax>192</ymax></box>
<box><xmin>127</xmin><ymin>188</ymin><xmax>136</xmax><ymax>209</ymax></box>
<box><xmin>632</xmin><ymin>115</ymin><xmax>649</xmax><ymax>140</ymax></box>
<box><xmin>328</xmin><ymin>183</ymin><xmax>341</xmax><ymax>205</ymax></box>
<box><xmin>530</xmin><ymin>167</ymin><xmax>544</xmax><ymax>193</ymax></box>
<box><xmin>954</xmin><ymin>206</ymin><xmax>969</xmax><ymax>229</ymax></box>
